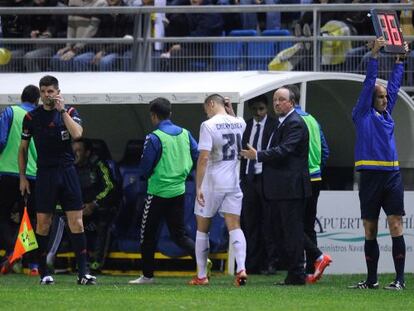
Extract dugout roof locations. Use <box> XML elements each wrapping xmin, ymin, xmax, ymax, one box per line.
<box><xmin>0</xmin><ymin>71</ymin><xmax>413</xmax><ymax>110</ymax></box>
<box><xmin>1</xmin><ymin>71</ymin><xmax>413</xmax><ymax>167</ymax></box>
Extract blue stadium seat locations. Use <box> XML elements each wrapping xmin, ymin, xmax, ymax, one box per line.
<box><xmin>247</xmin><ymin>41</ymin><xmax>277</xmax><ymax>70</ymax></box>
<box><xmin>262</xmin><ymin>29</ymin><xmax>292</xmax><ymax>51</ymax></box>
<box><xmin>229</xmin><ymin>29</ymin><xmax>258</xmax><ymax>37</ymax></box>
<box><xmin>247</xmin><ymin>29</ymin><xmax>291</xmax><ymax>70</ymax></box>
<box><xmin>214</xmin><ymin>41</ymin><xmax>244</xmax><ymax>71</ymax></box>
<box><xmin>214</xmin><ymin>29</ymin><xmax>257</xmax><ymax>71</ymax></box>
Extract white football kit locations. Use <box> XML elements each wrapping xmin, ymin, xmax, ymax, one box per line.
<box><xmin>195</xmin><ymin>113</ymin><xmax>246</xmax><ymax>218</ymax></box>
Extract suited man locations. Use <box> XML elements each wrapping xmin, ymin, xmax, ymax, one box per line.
<box><xmin>240</xmin><ymin>95</ymin><xmax>277</xmax><ymax>274</ymax></box>
<box><xmin>241</xmin><ymin>85</ymin><xmax>311</xmax><ymax>285</ymax></box>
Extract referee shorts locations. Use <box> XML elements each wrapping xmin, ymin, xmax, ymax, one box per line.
<box><xmin>359</xmin><ymin>170</ymin><xmax>405</xmax><ymax>220</ymax></box>
<box><xmin>36</xmin><ymin>166</ymin><xmax>83</xmax><ymax>213</ymax></box>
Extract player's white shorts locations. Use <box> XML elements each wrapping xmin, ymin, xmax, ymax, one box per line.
<box><xmin>194</xmin><ymin>191</ymin><xmax>243</xmax><ymax>218</ymax></box>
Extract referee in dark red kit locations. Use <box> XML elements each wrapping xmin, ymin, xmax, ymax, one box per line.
<box><xmin>18</xmin><ymin>75</ymin><xmax>96</xmax><ymax>285</ymax></box>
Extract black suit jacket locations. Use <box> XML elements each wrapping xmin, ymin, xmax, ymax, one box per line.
<box><xmin>257</xmin><ymin>110</ymin><xmax>311</xmax><ymax>201</ymax></box>
<box><xmin>240</xmin><ymin>116</ymin><xmax>276</xmax><ymax>179</ymax></box>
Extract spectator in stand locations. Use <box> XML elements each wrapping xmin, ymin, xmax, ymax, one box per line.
<box><xmin>214</xmin><ymin>0</ymin><xmax>241</xmax><ymax>35</ymax></box>
<box><xmin>23</xmin><ymin>0</ymin><xmax>62</xmax><ymax>72</ymax></box>
<box><xmin>50</xmin><ymin>0</ymin><xmax>107</xmax><ymax>71</ymax></box>
<box><xmin>162</xmin><ymin>0</ymin><xmax>223</xmax><ymax>71</ymax></box>
<box><xmin>0</xmin><ymin>0</ymin><xmax>30</xmax><ymax>72</ymax></box>
<box><xmin>92</xmin><ymin>0</ymin><xmax>134</xmax><ymax>71</ymax></box>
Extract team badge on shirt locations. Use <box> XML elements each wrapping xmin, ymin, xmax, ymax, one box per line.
<box><xmin>61</xmin><ymin>130</ymin><xmax>70</xmax><ymax>141</ymax></box>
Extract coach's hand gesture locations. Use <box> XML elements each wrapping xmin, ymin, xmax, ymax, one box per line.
<box><xmin>241</xmin><ymin>144</ymin><xmax>257</xmax><ymax>160</ymax></box>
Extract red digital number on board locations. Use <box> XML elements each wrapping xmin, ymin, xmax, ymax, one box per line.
<box><xmin>378</xmin><ymin>14</ymin><xmax>393</xmax><ymax>45</ymax></box>
<box><xmin>385</xmin><ymin>14</ymin><xmax>402</xmax><ymax>46</ymax></box>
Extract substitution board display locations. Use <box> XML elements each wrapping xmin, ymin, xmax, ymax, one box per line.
<box><xmin>370</xmin><ymin>9</ymin><xmax>405</xmax><ymax>54</ymax></box>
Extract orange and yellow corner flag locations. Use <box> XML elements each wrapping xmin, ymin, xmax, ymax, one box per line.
<box><xmin>9</xmin><ymin>207</ymin><xmax>38</xmax><ymax>264</ymax></box>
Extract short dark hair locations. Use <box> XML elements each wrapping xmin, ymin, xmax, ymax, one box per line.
<box><xmin>39</xmin><ymin>75</ymin><xmax>59</xmax><ymax>89</ymax></box>
<box><xmin>21</xmin><ymin>85</ymin><xmax>40</xmax><ymax>104</ymax></box>
<box><xmin>204</xmin><ymin>94</ymin><xmax>225</xmax><ymax>106</ymax></box>
<box><xmin>247</xmin><ymin>94</ymin><xmax>268</xmax><ymax>108</ymax></box>
<box><xmin>149</xmin><ymin>97</ymin><xmax>171</xmax><ymax>120</ymax></box>
<box><xmin>72</xmin><ymin>137</ymin><xmax>93</xmax><ymax>152</ymax></box>
<box><xmin>278</xmin><ymin>84</ymin><xmax>300</xmax><ymax>106</ymax></box>
<box><xmin>282</xmin><ymin>84</ymin><xmax>300</xmax><ymax>105</ymax></box>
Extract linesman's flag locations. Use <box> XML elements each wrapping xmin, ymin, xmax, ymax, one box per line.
<box><xmin>9</xmin><ymin>207</ymin><xmax>38</xmax><ymax>264</ymax></box>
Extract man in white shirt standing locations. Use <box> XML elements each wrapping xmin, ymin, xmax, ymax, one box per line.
<box><xmin>189</xmin><ymin>94</ymin><xmax>248</xmax><ymax>286</ymax></box>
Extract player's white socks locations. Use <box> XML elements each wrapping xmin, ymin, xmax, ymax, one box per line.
<box><xmin>195</xmin><ymin>231</ymin><xmax>210</xmax><ymax>279</ymax></box>
<box><xmin>229</xmin><ymin>228</ymin><xmax>246</xmax><ymax>273</ymax></box>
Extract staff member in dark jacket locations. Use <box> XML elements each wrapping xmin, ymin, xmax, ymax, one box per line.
<box><xmin>241</xmin><ymin>85</ymin><xmax>311</xmax><ymax>285</ymax></box>
<box><xmin>240</xmin><ymin>95</ymin><xmax>277</xmax><ymax>275</ymax></box>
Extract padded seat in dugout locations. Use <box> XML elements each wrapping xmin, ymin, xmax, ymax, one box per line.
<box><xmin>156</xmin><ymin>181</ymin><xmax>197</xmax><ymax>257</ymax></box>
<box><xmin>119</xmin><ymin>166</ymin><xmax>140</xmax><ymax>190</ymax></box>
<box><xmin>247</xmin><ymin>29</ymin><xmax>291</xmax><ymax>70</ymax></box>
<box><xmin>113</xmin><ymin>180</ymin><xmax>147</xmax><ymax>252</ymax></box>
<box><xmin>119</xmin><ymin>139</ymin><xmax>145</xmax><ymax>167</ymax></box>
<box><xmin>90</xmin><ymin>138</ymin><xmax>112</xmax><ymax>160</ymax></box>
<box><xmin>118</xmin><ymin>139</ymin><xmax>145</xmax><ymax>189</ymax></box>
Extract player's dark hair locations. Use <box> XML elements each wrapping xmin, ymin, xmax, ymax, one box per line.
<box><xmin>247</xmin><ymin>94</ymin><xmax>268</xmax><ymax>108</ymax></box>
<box><xmin>204</xmin><ymin>94</ymin><xmax>225</xmax><ymax>106</ymax></box>
<box><xmin>21</xmin><ymin>85</ymin><xmax>40</xmax><ymax>104</ymax></box>
<box><xmin>283</xmin><ymin>84</ymin><xmax>300</xmax><ymax>105</ymax></box>
<box><xmin>73</xmin><ymin>137</ymin><xmax>93</xmax><ymax>152</ymax></box>
<box><xmin>149</xmin><ymin>97</ymin><xmax>171</xmax><ymax>120</ymax></box>
<box><xmin>39</xmin><ymin>75</ymin><xmax>59</xmax><ymax>90</ymax></box>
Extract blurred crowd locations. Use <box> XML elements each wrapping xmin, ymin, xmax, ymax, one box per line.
<box><xmin>0</xmin><ymin>0</ymin><xmax>412</xmax><ymax>76</ymax></box>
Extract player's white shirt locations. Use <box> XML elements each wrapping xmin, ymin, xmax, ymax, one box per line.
<box><xmin>198</xmin><ymin>113</ymin><xmax>246</xmax><ymax>193</ymax></box>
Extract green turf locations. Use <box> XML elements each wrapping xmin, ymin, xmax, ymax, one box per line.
<box><xmin>0</xmin><ymin>273</ymin><xmax>412</xmax><ymax>310</ymax></box>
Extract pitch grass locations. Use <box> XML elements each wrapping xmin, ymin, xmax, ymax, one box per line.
<box><xmin>1</xmin><ymin>273</ymin><xmax>413</xmax><ymax>311</ymax></box>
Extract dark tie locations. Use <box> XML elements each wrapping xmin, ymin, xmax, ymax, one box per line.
<box><xmin>247</xmin><ymin>123</ymin><xmax>261</xmax><ymax>180</ymax></box>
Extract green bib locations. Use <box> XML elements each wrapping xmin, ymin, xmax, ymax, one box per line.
<box><xmin>0</xmin><ymin>106</ymin><xmax>37</xmax><ymax>177</ymax></box>
<box><xmin>147</xmin><ymin>128</ymin><xmax>193</xmax><ymax>198</ymax></box>
<box><xmin>301</xmin><ymin>114</ymin><xmax>322</xmax><ymax>175</ymax></box>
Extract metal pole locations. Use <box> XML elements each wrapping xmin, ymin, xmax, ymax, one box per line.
<box><xmin>300</xmin><ymin>81</ymin><xmax>307</xmax><ymax>110</ymax></box>
<box><xmin>312</xmin><ymin>8</ymin><xmax>320</xmax><ymax>72</ymax></box>
<box><xmin>131</xmin><ymin>14</ymin><xmax>142</xmax><ymax>72</ymax></box>
<box><xmin>141</xmin><ymin>13</ymin><xmax>152</xmax><ymax>72</ymax></box>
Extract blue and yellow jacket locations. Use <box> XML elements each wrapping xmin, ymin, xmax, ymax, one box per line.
<box><xmin>352</xmin><ymin>57</ymin><xmax>403</xmax><ymax>171</ymax></box>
